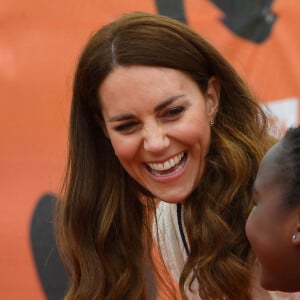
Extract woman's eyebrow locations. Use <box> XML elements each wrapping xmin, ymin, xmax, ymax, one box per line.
<box><xmin>154</xmin><ymin>94</ymin><xmax>185</xmax><ymax>112</ymax></box>
<box><xmin>109</xmin><ymin>113</ymin><xmax>134</xmax><ymax>122</ymax></box>
<box><xmin>109</xmin><ymin>94</ymin><xmax>185</xmax><ymax>122</ymax></box>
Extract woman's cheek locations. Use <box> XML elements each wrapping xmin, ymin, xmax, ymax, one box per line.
<box><xmin>110</xmin><ymin>136</ymin><xmax>140</xmax><ymax>162</ymax></box>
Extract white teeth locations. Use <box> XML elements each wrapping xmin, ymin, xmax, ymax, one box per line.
<box><xmin>147</xmin><ymin>152</ymin><xmax>184</xmax><ymax>171</ymax></box>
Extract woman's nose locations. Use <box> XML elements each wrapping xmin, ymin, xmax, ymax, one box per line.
<box><xmin>143</xmin><ymin>124</ymin><xmax>170</xmax><ymax>153</ymax></box>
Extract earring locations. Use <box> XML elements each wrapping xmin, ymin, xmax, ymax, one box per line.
<box><xmin>209</xmin><ymin>119</ymin><xmax>214</xmax><ymax>126</ymax></box>
<box><xmin>292</xmin><ymin>234</ymin><xmax>297</xmax><ymax>240</ymax></box>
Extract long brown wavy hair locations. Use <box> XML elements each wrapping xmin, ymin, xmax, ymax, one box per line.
<box><xmin>56</xmin><ymin>12</ymin><xmax>275</xmax><ymax>299</ymax></box>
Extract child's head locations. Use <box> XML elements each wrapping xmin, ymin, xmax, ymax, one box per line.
<box><xmin>246</xmin><ymin>126</ymin><xmax>300</xmax><ymax>292</ymax></box>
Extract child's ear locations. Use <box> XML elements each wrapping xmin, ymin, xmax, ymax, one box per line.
<box><xmin>291</xmin><ymin>210</ymin><xmax>300</xmax><ymax>246</ymax></box>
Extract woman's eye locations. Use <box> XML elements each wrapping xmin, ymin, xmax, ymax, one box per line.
<box><xmin>115</xmin><ymin>121</ymin><xmax>139</xmax><ymax>133</ymax></box>
<box><xmin>163</xmin><ymin>106</ymin><xmax>185</xmax><ymax>119</ymax></box>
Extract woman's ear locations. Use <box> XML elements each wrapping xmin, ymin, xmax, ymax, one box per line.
<box><xmin>291</xmin><ymin>210</ymin><xmax>300</xmax><ymax>246</ymax></box>
<box><xmin>205</xmin><ymin>76</ymin><xmax>220</xmax><ymax>120</ymax></box>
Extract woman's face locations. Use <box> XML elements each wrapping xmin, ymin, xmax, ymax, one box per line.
<box><xmin>246</xmin><ymin>143</ymin><xmax>300</xmax><ymax>292</ymax></box>
<box><xmin>99</xmin><ymin>65</ymin><xmax>219</xmax><ymax>203</ymax></box>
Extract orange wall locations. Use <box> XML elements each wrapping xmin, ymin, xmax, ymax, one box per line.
<box><xmin>1</xmin><ymin>1</ymin><xmax>300</xmax><ymax>299</ymax></box>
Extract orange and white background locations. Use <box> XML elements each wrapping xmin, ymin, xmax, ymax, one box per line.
<box><xmin>1</xmin><ymin>1</ymin><xmax>300</xmax><ymax>299</ymax></box>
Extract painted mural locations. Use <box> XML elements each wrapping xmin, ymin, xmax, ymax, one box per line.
<box><xmin>1</xmin><ymin>0</ymin><xmax>299</xmax><ymax>299</ymax></box>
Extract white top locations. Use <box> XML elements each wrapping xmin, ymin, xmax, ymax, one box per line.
<box><xmin>153</xmin><ymin>201</ymin><xmax>300</xmax><ymax>300</ymax></box>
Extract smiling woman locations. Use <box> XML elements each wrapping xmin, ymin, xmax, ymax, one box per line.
<box><xmin>99</xmin><ymin>66</ymin><xmax>219</xmax><ymax>204</ymax></box>
<box><xmin>55</xmin><ymin>12</ymin><xmax>276</xmax><ymax>300</ymax></box>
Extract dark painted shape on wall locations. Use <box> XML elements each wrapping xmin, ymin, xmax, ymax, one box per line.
<box><xmin>155</xmin><ymin>0</ymin><xmax>187</xmax><ymax>23</ymax></box>
<box><xmin>30</xmin><ymin>194</ymin><xmax>68</xmax><ymax>300</ymax></box>
<box><xmin>211</xmin><ymin>0</ymin><xmax>277</xmax><ymax>43</ymax></box>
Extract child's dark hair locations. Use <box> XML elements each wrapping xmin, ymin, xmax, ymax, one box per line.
<box><xmin>279</xmin><ymin>126</ymin><xmax>300</xmax><ymax>208</ymax></box>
